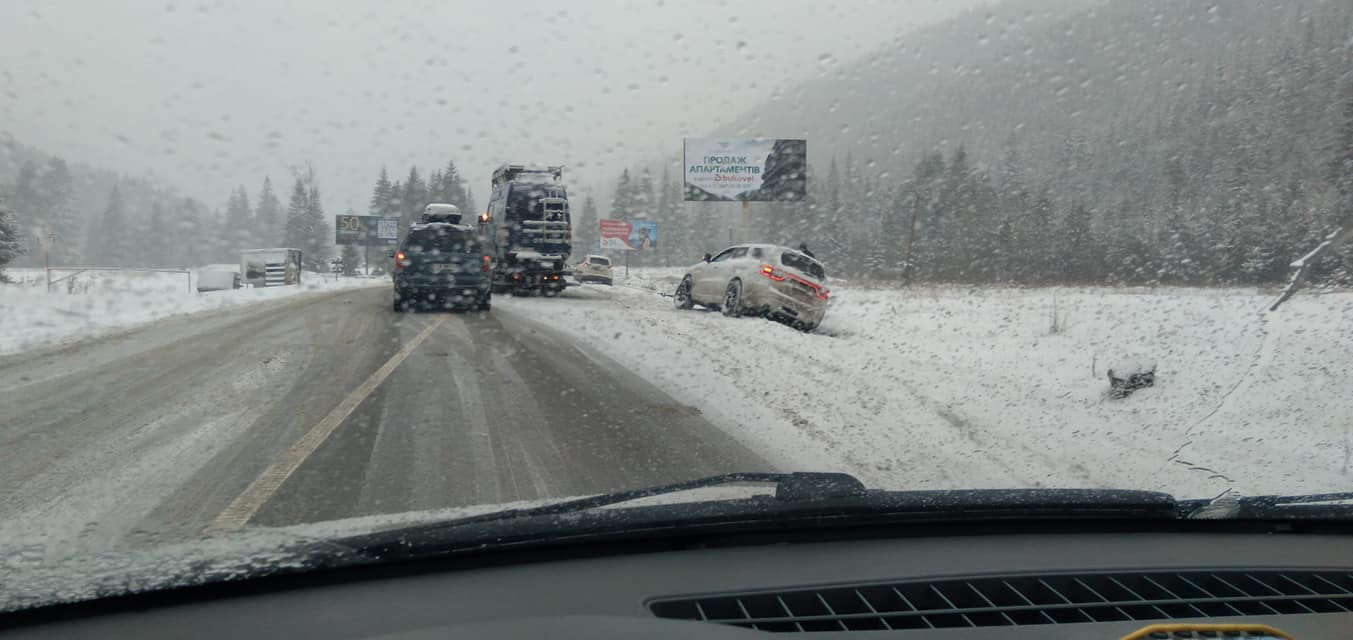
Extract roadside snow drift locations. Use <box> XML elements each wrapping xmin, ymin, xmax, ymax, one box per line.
<box><xmin>503</xmin><ymin>273</ymin><xmax>1353</xmax><ymax>500</ymax></box>
<box><xmin>0</xmin><ymin>268</ymin><xmax>382</xmax><ymax>355</ymax></box>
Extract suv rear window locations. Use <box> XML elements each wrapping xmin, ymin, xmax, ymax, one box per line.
<box><xmin>404</xmin><ymin>227</ymin><xmax>481</xmax><ymax>254</ymax></box>
<box><xmin>780</xmin><ymin>252</ymin><xmax>826</xmax><ymax>280</ymax></box>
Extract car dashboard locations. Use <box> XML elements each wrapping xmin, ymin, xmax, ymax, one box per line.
<box><xmin>5</xmin><ymin>529</ymin><xmax>1351</xmax><ymax>639</ymax></box>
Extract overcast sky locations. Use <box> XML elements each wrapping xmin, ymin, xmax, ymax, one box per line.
<box><xmin>1</xmin><ymin>0</ymin><xmax>988</xmax><ymax>213</ymax></box>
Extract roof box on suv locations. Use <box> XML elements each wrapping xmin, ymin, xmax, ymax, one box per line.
<box><xmin>420</xmin><ymin>203</ymin><xmax>462</xmax><ymax>224</ymax></box>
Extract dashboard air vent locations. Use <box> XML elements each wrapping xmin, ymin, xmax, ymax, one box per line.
<box><xmin>648</xmin><ymin>570</ymin><xmax>1353</xmax><ymax>632</ymax></box>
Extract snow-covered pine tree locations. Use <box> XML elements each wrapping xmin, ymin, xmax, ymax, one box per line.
<box><xmin>306</xmin><ymin>174</ymin><xmax>329</xmax><ymax>271</ymax></box>
<box><xmin>255</xmin><ymin>177</ymin><xmax>283</xmax><ymax>248</ymax></box>
<box><xmin>11</xmin><ymin>161</ymin><xmax>41</xmax><ymax>263</ymax></box>
<box><xmin>340</xmin><ymin>243</ymin><xmax>360</xmax><ymax>276</ymax></box>
<box><xmin>0</xmin><ymin>189</ymin><xmax>25</xmax><ymax>278</ymax></box>
<box><xmin>401</xmin><ymin>167</ymin><xmax>427</xmax><ymax>230</ymax></box>
<box><xmin>93</xmin><ymin>185</ymin><xmax>132</xmax><ymax>266</ymax></box>
<box><xmin>284</xmin><ymin>177</ymin><xmax>309</xmax><ymax>260</ymax></box>
<box><xmin>222</xmin><ymin>186</ymin><xmax>253</xmax><ymax>259</ymax></box>
<box><xmin>36</xmin><ymin>157</ymin><xmax>77</xmax><ymax>265</ymax></box>
<box><xmin>440</xmin><ymin>160</ymin><xmax>469</xmax><ymax>211</ymax></box>
<box><xmin>574</xmin><ymin>192</ymin><xmax>599</xmax><ymax>254</ymax></box>
<box><xmin>369</xmin><ymin>167</ymin><xmax>392</xmax><ymax>215</ymax></box>
<box><xmin>610</xmin><ymin>169</ymin><xmax>635</xmax><ymax>220</ymax></box>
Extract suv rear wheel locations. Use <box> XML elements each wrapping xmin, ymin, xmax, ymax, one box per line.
<box><xmin>721</xmin><ymin>279</ymin><xmax>743</xmax><ymax>317</ymax></box>
<box><xmin>674</xmin><ymin>276</ymin><xmax>694</xmax><ymax>310</ymax></box>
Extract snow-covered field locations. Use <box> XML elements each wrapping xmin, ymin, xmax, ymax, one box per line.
<box><xmin>0</xmin><ymin>268</ymin><xmax>382</xmax><ymax>355</ymax></box>
<box><xmin>505</xmin><ymin>271</ymin><xmax>1353</xmax><ymax>500</ymax></box>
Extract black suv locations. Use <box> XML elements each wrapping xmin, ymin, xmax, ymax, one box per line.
<box><xmin>392</xmin><ymin>223</ymin><xmax>492</xmax><ymax>312</ymax></box>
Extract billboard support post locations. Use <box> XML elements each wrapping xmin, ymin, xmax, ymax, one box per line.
<box><xmin>741</xmin><ymin>199</ymin><xmax>750</xmax><ymax>242</ymax></box>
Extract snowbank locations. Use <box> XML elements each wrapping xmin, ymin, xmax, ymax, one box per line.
<box><xmin>0</xmin><ymin>268</ymin><xmax>383</xmax><ymax>355</ymax></box>
<box><xmin>504</xmin><ymin>273</ymin><xmax>1353</xmax><ymax>499</ymax></box>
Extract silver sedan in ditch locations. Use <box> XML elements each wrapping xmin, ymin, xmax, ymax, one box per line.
<box><xmin>673</xmin><ymin>244</ymin><xmax>831</xmax><ymax>331</ymax></box>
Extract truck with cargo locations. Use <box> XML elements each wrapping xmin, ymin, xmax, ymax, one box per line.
<box><xmin>479</xmin><ymin>164</ymin><xmax>572</xmax><ymax>296</ymax></box>
<box><xmin>240</xmin><ymin>248</ymin><xmax>302</xmax><ymax>287</ymax></box>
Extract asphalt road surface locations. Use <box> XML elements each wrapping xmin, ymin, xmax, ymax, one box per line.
<box><xmin>0</xmin><ymin>285</ymin><xmax>770</xmax><ymax>551</ymax></box>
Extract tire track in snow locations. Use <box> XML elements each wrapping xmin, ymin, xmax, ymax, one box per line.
<box><xmin>590</xmin><ymin>282</ymin><xmax>1078</xmax><ymax>487</ymax></box>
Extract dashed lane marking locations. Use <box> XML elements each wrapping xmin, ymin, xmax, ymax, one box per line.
<box><xmin>206</xmin><ymin>316</ymin><xmax>447</xmax><ymax>533</ymax></box>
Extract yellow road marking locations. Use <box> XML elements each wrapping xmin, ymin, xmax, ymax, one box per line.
<box><xmin>207</xmin><ymin>316</ymin><xmax>447</xmax><ymax>533</ymax></box>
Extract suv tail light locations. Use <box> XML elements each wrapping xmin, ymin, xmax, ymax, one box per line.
<box><xmin>759</xmin><ymin>264</ymin><xmax>786</xmax><ymax>281</ymax></box>
<box><xmin>482</xmin><ymin>255</ymin><xmax>492</xmax><ymax>272</ymax></box>
<box><xmin>394</xmin><ymin>251</ymin><xmax>409</xmax><ymax>271</ymax></box>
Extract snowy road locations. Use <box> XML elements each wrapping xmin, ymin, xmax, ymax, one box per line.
<box><xmin>0</xmin><ymin>285</ymin><xmax>769</xmax><ymax>553</ymax></box>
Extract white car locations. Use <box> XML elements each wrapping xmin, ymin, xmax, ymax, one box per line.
<box><xmin>575</xmin><ymin>254</ymin><xmax>614</xmax><ymax>285</ymax></box>
<box><xmin>674</xmin><ymin>244</ymin><xmax>830</xmax><ymax>331</ymax></box>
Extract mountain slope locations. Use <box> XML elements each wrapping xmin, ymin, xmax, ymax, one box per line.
<box><xmin>715</xmin><ymin>0</ymin><xmax>1353</xmax><ymax>283</ymax></box>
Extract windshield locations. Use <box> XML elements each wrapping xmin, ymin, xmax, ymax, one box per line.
<box><xmin>2</xmin><ymin>0</ymin><xmax>1352</xmax><ymax>612</ymax></box>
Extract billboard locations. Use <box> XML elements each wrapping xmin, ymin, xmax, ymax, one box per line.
<box><xmin>335</xmin><ymin>214</ymin><xmax>400</xmax><ymax>246</ymax></box>
<box><xmin>684</xmin><ymin>138</ymin><xmax>807</xmax><ymax>202</ymax></box>
<box><xmin>599</xmin><ymin>219</ymin><xmax>659</xmax><ymax>251</ymax></box>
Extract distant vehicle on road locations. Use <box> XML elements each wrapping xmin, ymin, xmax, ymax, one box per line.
<box><xmin>574</xmin><ymin>254</ymin><xmax>614</xmax><ymax>285</ymax></box>
<box><xmin>392</xmin><ymin>220</ymin><xmax>492</xmax><ymax>312</ymax></box>
<box><xmin>674</xmin><ymin>244</ymin><xmax>831</xmax><ymax>331</ymax></box>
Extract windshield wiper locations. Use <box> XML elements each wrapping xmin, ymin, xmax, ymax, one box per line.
<box><xmin>1182</xmin><ymin>491</ymin><xmax>1353</xmax><ymax>520</ymax></box>
<box><xmin>390</xmin><ymin>472</ymin><xmax>872</xmax><ymax>534</ymax></box>
<box><xmin>333</xmin><ymin>473</ymin><xmax>1178</xmax><ymax>559</ymax></box>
